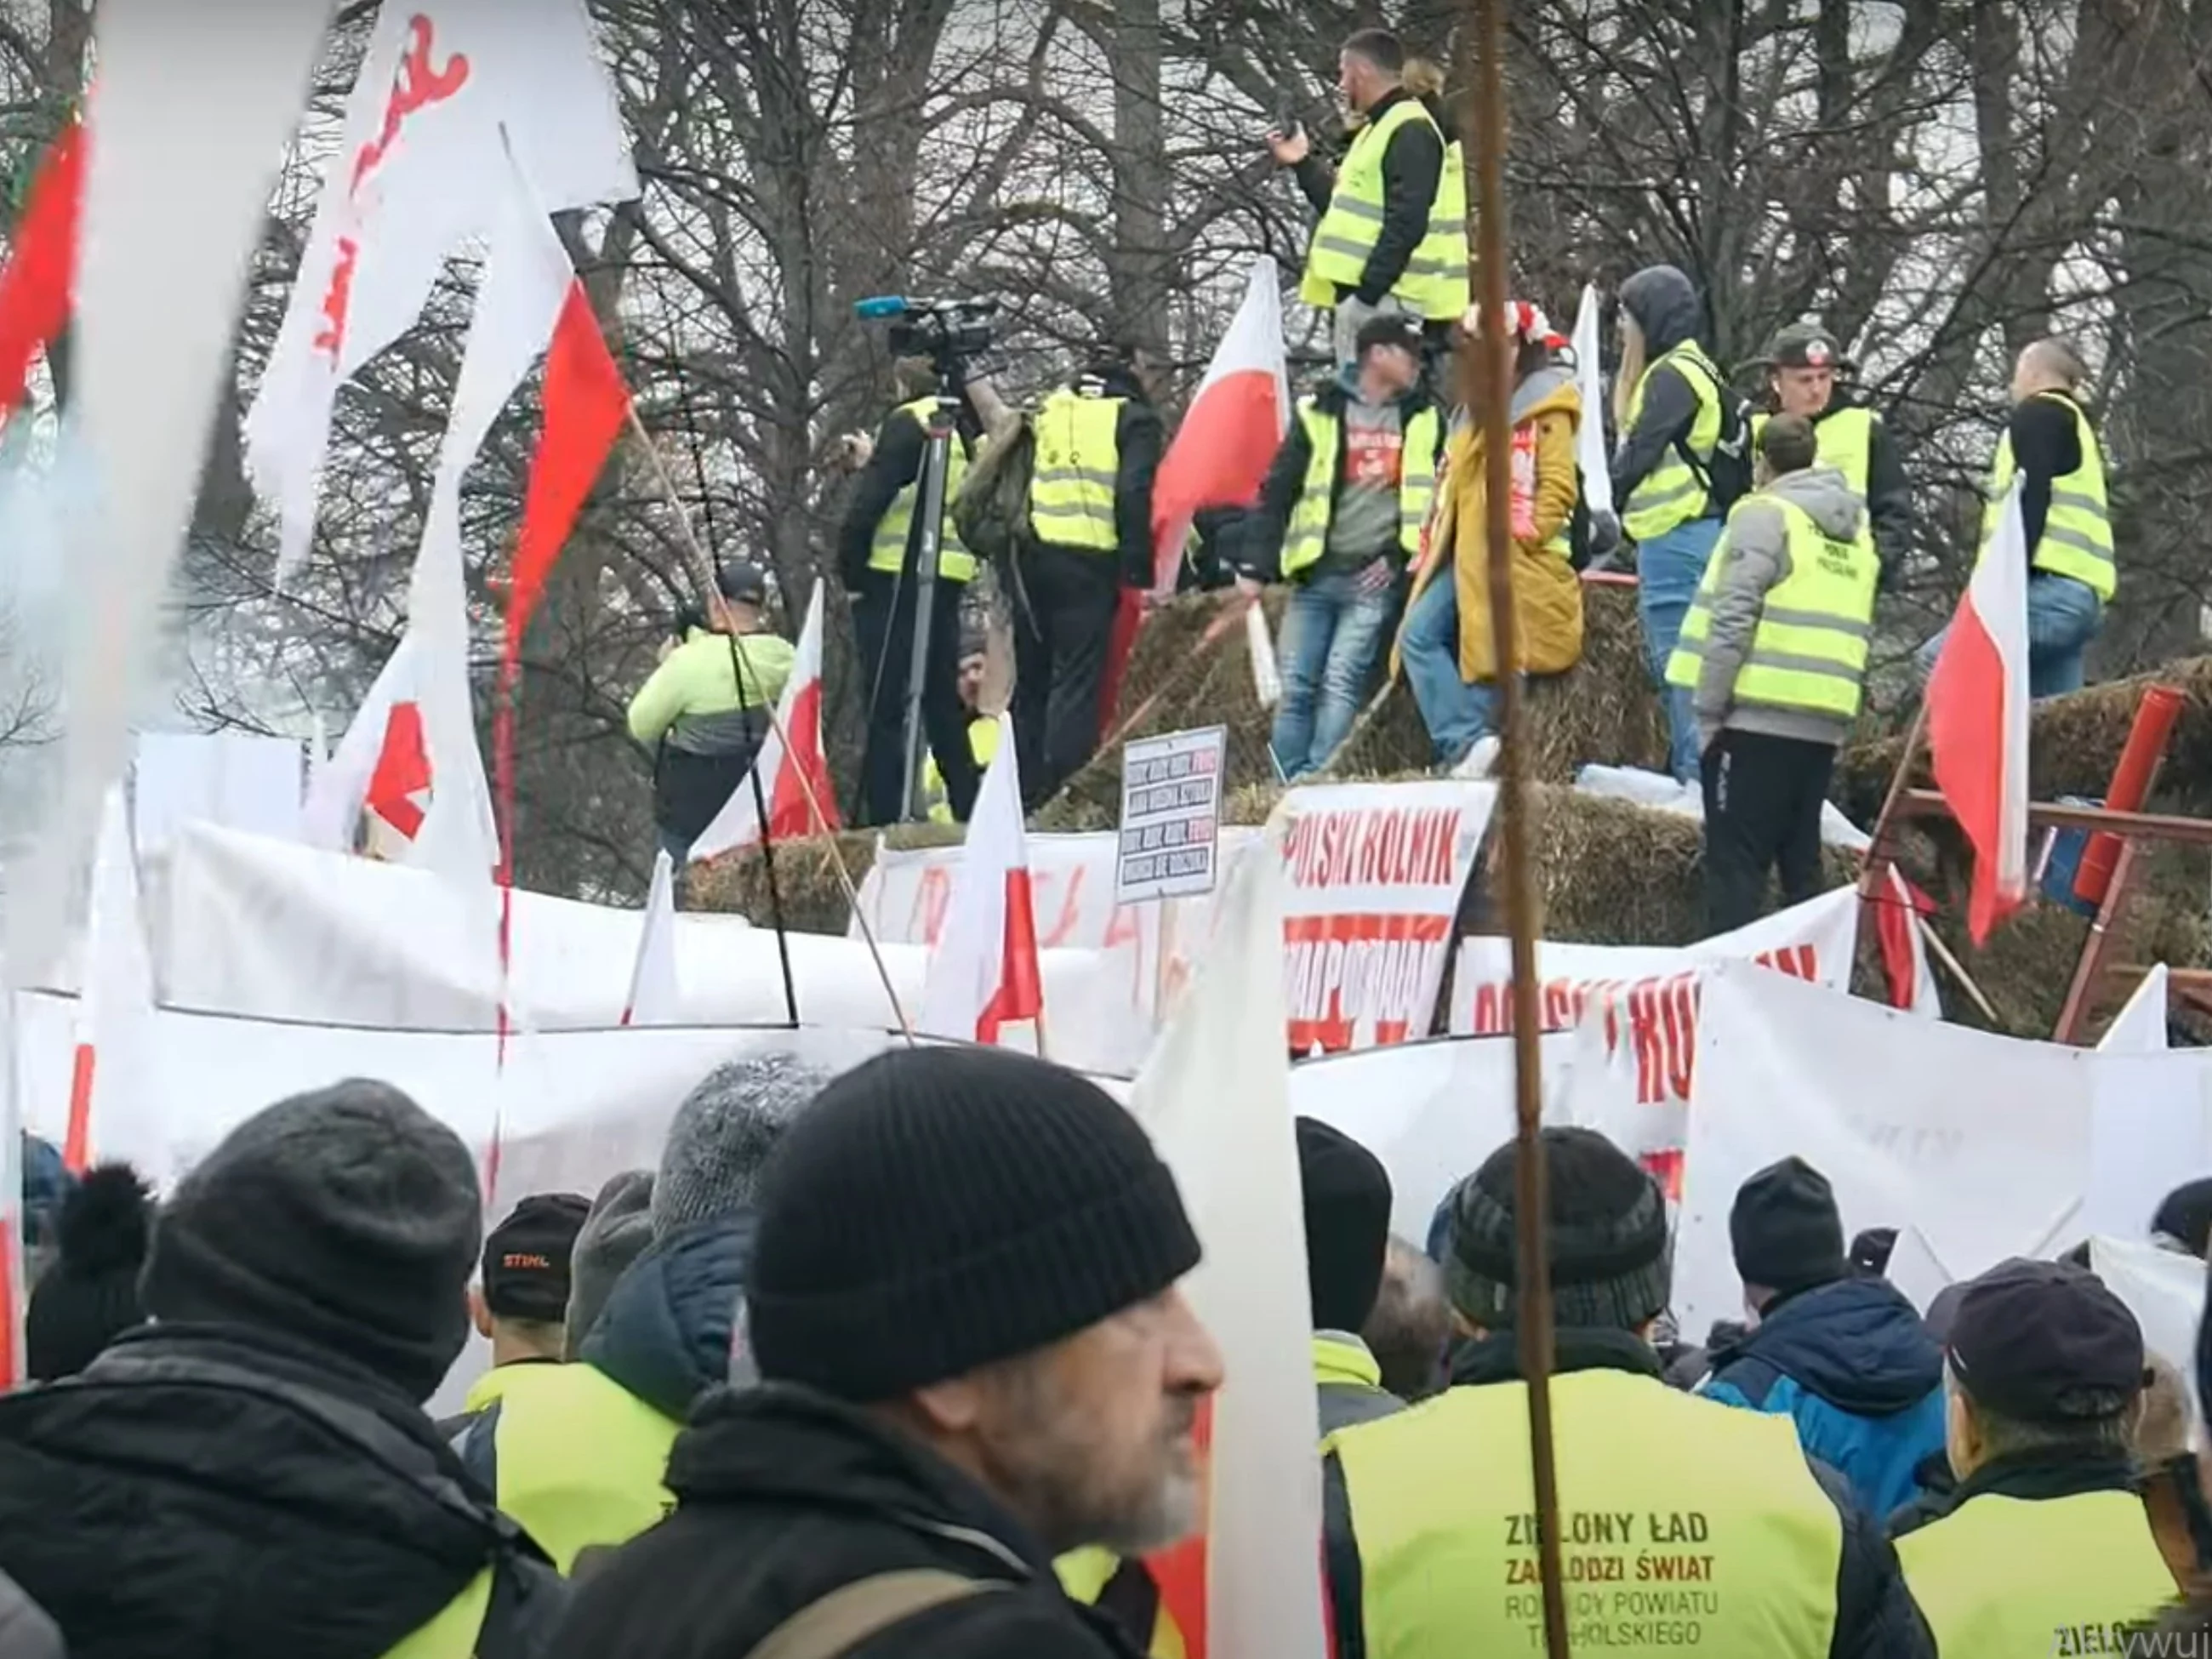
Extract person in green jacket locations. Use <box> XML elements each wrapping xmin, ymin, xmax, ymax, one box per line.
<box><xmin>626</xmin><ymin>562</ymin><xmax>796</xmax><ymax>864</ymax></box>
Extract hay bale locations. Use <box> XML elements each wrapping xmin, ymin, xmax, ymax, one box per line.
<box><xmin>687</xmin><ymin>822</ymin><xmax>961</xmax><ymax>932</ymax></box>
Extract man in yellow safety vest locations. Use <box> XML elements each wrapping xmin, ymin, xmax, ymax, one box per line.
<box><xmin>1665</xmin><ymin>414</ymin><xmax>1874</xmax><ymax>935</ymax></box>
<box><xmin>1269</xmin><ymin>29</ymin><xmax>1467</xmax><ymax>364</ymax></box>
<box><xmin>839</xmin><ymin>359</ymin><xmax>989</xmax><ymax>826</ymax></box>
<box><xmin>1892</xmin><ymin>1258</ymin><xmax>2188</xmax><ymax>1656</ymax></box>
<box><xmin>1322</xmin><ymin>1126</ymin><xmax>1928</xmax><ymax>1659</ymax></box>
<box><xmin>1917</xmin><ymin>336</ymin><xmax>2114</xmax><ymax>698</ymax></box>
<box><xmin>1753</xmin><ymin>323</ymin><xmax>1913</xmax><ymax>584</ymax></box>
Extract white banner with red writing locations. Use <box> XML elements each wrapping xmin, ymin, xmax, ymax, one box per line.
<box><xmin>1276</xmin><ymin>780</ymin><xmax>1497</xmax><ymax>1054</ymax></box>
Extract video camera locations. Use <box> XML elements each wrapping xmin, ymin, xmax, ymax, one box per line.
<box><xmin>855</xmin><ymin>294</ymin><xmax>1003</xmax><ymax>385</ymax></box>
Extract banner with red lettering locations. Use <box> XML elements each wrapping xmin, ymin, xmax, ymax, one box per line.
<box><xmin>1276</xmin><ymin>781</ymin><xmax>1497</xmax><ymax>1054</ymax></box>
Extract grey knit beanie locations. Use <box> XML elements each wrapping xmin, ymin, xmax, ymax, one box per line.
<box><xmin>562</xmin><ymin>1171</ymin><xmax>654</xmax><ymax>1360</ymax></box>
<box><xmin>652</xmin><ymin>1053</ymin><xmax>833</xmax><ymax>1239</ymax></box>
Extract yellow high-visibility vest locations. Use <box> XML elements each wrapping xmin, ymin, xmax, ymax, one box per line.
<box><xmin>1983</xmin><ymin>391</ymin><xmax>2115</xmax><ymax>601</ymax></box>
<box><xmin>924</xmin><ymin>715</ymin><xmax>1002</xmax><ymax>824</ymax></box>
<box><xmin>1029</xmin><ymin>387</ymin><xmax>1123</xmax><ymax>554</ymax></box>
<box><xmin>476</xmin><ymin>1363</ymin><xmax>678</xmax><ymax>1574</ymax></box>
<box><xmin>1281</xmin><ymin>397</ymin><xmax>1441</xmax><ymax>578</ymax></box>
<box><xmin>381</xmin><ymin>1571</ymin><xmax>494</xmax><ymax>1659</ymax></box>
<box><xmin>1300</xmin><ymin>98</ymin><xmax>1462</xmax><ymax>319</ymax></box>
<box><xmin>1753</xmin><ymin>406</ymin><xmax>1880</xmax><ymax>565</ymax></box>
<box><xmin>869</xmin><ymin>396</ymin><xmax>977</xmax><ymax>583</ymax></box>
<box><xmin>1665</xmin><ymin>490</ymin><xmax>1877</xmax><ymax>722</ymax></box>
<box><xmin>1622</xmin><ymin>340</ymin><xmax>1725</xmax><ymax>544</ymax></box>
<box><xmin>1327</xmin><ymin>1369</ymin><xmax>1844</xmax><ymax>1657</ymax></box>
<box><xmin>1895</xmin><ymin>1488</ymin><xmax>2174</xmax><ymax>1658</ymax></box>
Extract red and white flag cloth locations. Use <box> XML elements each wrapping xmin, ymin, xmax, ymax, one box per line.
<box><xmin>1927</xmin><ymin>481</ymin><xmax>2032</xmax><ymax>944</ymax></box>
<box><xmin>1874</xmin><ymin>867</ymin><xmax>1942</xmax><ymax>1018</ymax></box>
<box><xmin>1570</xmin><ymin>282</ymin><xmax>1616</xmax><ymax>521</ymax></box>
<box><xmin>1149</xmin><ymin>255</ymin><xmax>1291</xmax><ymax>593</ymax></box>
<box><xmin>0</xmin><ymin>115</ymin><xmax>83</xmax><ymax>422</ymax></box>
<box><xmin>66</xmin><ymin>785</ymin><xmax>158</xmax><ymax>1181</ymax></box>
<box><xmin>690</xmin><ymin>581</ymin><xmax>841</xmax><ymax>862</ymax></box>
<box><xmin>917</xmin><ymin>712</ymin><xmax>1042</xmax><ymax>1045</ymax></box>
<box><xmin>299</xmin><ymin>634</ymin><xmax>456</xmax><ymax>854</ymax></box>
<box><xmin>247</xmin><ymin>0</ymin><xmax>636</xmax><ymax>582</ymax></box>
<box><xmin>620</xmin><ymin>848</ymin><xmax>682</xmax><ymax>1025</ymax></box>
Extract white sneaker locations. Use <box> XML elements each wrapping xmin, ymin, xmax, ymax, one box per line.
<box><xmin>1451</xmin><ymin>735</ymin><xmax>1500</xmax><ymax>780</ymax></box>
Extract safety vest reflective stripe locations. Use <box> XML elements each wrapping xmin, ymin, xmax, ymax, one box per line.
<box><xmin>1418</xmin><ymin>142</ymin><xmax>1469</xmax><ymax>320</ymax></box>
<box><xmin>1281</xmin><ymin>399</ymin><xmax>1440</xmax><ymax>577</ymax></box>
<box><xmin>1981</xmin><ymin>391</ymin><xmax>2115</xmax><ymax>601</ymax></box>
<box><xmin>870</xmin><ymin>397</ymin><xmax>977</xmax><ymax>584</ymax></box>
<box><xmin>486</xmin><ymin>1364</ymin><xmax>679</xmax><ymax>1574</ymax></box>
<box><xmin>1028</xmin><ymin>389</ymin><xmax>1124</xmax><ymax>553</ymax></box>
<box><xmin>1622</xmin><ymin>341</ymin><xmax>1725</xmax><ymax>544</ymax></box>
<box><xmin>1300</xmin><ymin>100</ymin><xmax>1457</xmax><ymax>316</ymax></box>
<box><xmin>1895</xmin><ymin>1490</ymin><xmax>2174</xmax><ymax>1657</ymax></box>
<box><xmin>1327</xmin><ymin>1368</ymin><xmax>1843</xmax><ymax>1656</ymax></box>
<box><xmin>1664</xmin><ymin>493</ymin><xmax>1878</xmax><ymax>721</ymax></box>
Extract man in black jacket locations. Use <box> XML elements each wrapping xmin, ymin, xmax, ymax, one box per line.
<box><xmin>0</xmin><ymin>1080</ymin><xmax>566</xmax><ymax>1659</ymax></box>
<box><xmin>551</xmin><ymin>1045</ymin><xmax>1222</xmax><ymax>1659</ymax></box>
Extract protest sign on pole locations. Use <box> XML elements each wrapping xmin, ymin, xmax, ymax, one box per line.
<box><xmin>1116</xmin><ymin>726</ymin><xmax>1226</xmax><ymax>907</ymax></box>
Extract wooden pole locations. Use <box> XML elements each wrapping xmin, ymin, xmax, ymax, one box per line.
<box><xmin>1467</xmin><ymin>4</ymin><xmax>1570</xmax><ymax>1656</ymax></box>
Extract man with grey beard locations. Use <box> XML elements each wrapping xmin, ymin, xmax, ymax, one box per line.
<box><xmin>551</xmin><ymin>1046</ymin><xmax>1222</xmax><ymax>1659</ymax></box>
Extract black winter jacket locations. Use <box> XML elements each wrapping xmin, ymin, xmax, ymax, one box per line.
<box><xmin>837</xmin><ymin>400</ymin><xmax>982</xmax><ymax>590</ymax></box>
<box><xmin>1291</xmin><ymin>89</ymin><xmax>1444</xmax><ymax>307</ymax></box>
<box><xmin>1036</xmin><ymin>368</ymin><xmax>1165</xmax><ymax>589</ymax></box>
<box><xmin>550</xmin><ymin>1383</ymin><xmax>1144</xmax><ymax>1659</ymax></box>
<box><xmin>0</xmin><ymin>1324</ymin><xmax>565</xmax><ymax>1659</ymax></box>
<box><xmin>1238</xmin><ymin>372</ymin><xmax>1445</xmax><ymax>583</ymax></box>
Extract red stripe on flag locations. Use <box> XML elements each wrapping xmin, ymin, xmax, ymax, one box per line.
<box><xmin>63</xmin><ymin>1042</ymin><xmax>94</xmax><ymax>1174</ymax></box>
<box><xmin>1149</xmin><ymin>366</ymin><xmax>1286</xmax><ymax>590</ymax></box>
<box><xmin>0</xmin><ymin>117</ymin><xmax>83</xmax><ymax>419</ymax></box>
<box><xmin>1927</xmin><ymin>599</ymin><xmax>2017</xmax><ymax>944</ymax></box>
<box><xmin>767</xmin><ymin>676</ymin><xmax>839</xmax><ymax>839</ymax></box>
<box><xmin>975</xmin><ymin>867</ymin><xmax>1043</xmax><ymax>1043</ymax></box>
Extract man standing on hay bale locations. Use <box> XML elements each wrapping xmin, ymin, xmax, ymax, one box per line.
<box><xmin>1395</xmin><ymin>299</ymin><xmax>1584</xmax><ymax>779</ymax></box>
<box><xmin>1916</xmin><ymin>337</ymin><xmax>2114</xmax><ymax>698</ymax></box>
<box><xmin>1612</xmin><ymin>264</ymin><xmax>1753</xmax><ymax>785</ymax></box>
<box><xmin>1238</xmin><ymin>311</ymin><xmax>1445</xmax><ymax>780</ymax></box>
<box><xmin>1753</xmin><ymin>323</ymin><xmax>1913</xmax><ymax>588</ymax></box>
<box><xmin>1666</xmin><ymin>414</ymin><xmax>1876</xmax><ymax>934</ymax></box>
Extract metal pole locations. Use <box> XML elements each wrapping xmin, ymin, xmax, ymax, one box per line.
<box><xmin>899</xmin><ymin>403</ymin><xmax>954</xmax><ymax>821</ymax></box>
<box><xmin>1468</xmin><ymin>2</ymin><xmax>1570</xmax><ymax>1655</ymax></box>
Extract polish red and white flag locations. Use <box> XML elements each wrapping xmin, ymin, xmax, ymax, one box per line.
<box><xmin>690</xmin><ymin>581</ymin><xmax>841</xmax><ymax>862</ymax></box>
<box><xmin>1927</xmin><ymin>482</ymin><xmax>2032</xmax><ymax>944</ymax></box>
<box><xmin>620</xmin><ymin>848</ymin><xmax>683</xmax><ymax>1025</ymax></box>
<box><xmin>917</xmin><ymin>712</ymin><xmax>1042</xmax><ymax>1045</ymax></box>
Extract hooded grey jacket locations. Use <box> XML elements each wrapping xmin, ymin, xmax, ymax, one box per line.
<box><xmin>1692</xmin><ymin>464</ymin><xmax>1869</xmax><ymax>750</ymax></box>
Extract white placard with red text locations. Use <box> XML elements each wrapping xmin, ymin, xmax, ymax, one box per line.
<box><xmin>1275</xmin><ymin>780</ymin><xmax>1497</xmax><ymax>1053</ymax></box>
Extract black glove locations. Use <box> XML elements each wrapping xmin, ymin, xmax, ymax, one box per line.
<box><xmin>1586</xmin><ymin>510</ymin><xmax>1623</xmax><ymax>565</ymax></box>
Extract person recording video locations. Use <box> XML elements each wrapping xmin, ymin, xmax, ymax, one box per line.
<box><xmin>626</xmin><ymin>562</ymin><xmax>795</xmax><ymax>867</ymax></box>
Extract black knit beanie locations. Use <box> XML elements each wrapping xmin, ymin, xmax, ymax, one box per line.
<box><xmin>1446</xmin><ymin>1128</ymin><xmax>1669</xmax><ymax>1330</ymax></box>
<box><xmin>1730</xmin><ymin>1156</ymin><xmax>1847</xmax><ymax>1300</ymax></box>
<box><xmin>26</xmin><ymin>1163</ymin><xmax>151</xmax><ymax>1380</ymax></box>
<box><xmin>142</xmin><ymin>1080</ymin><xmax>482</xmax><ymax>1403</ymax></box>
<box><xmin>745</xmin><ymin>1046</ymin><xmax>1200</xmax><ymax>1401</ymax></box>
<box><xmin>1296</xmin><ymin>1117</ymin><xmax>1392</xmax><ymax>1332</ymax></box>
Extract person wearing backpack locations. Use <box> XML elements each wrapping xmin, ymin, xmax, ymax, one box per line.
<box><xmin>1611</xmin><ymin>263</ymin><xmax>1752</xmax><ymax>784</ymax></box>
<box><xmin>1394</xmin><ymin>300</ymin><xmax>1583</xmax><ymax>778</ymax></box>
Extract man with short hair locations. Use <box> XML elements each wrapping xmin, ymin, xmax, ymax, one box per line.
<box><xmin>1322</xmin><ymin>1126</ymin><xmax>1927</xmax><ymax>1658</ymax></box>
<box><xmin>1666</xmin><ymin>413</ymin><xmax>1875</xmax><ymax>932</ymax></box>
<box><xmin>1702</xmin><ymin>1158</ymin><xmax>1945</xmax><ymax>1519</ymax></box>
<box><xmin>1918</xmin><ymin>336</ymin><xmax>2113</xmax><ymax>698</ymax></box>
<box><xmin>551</xmin><ymin>1045</ymin><xmax>1222</xmax><ymax>1659</ymax></box>
<box><xmin>469</xmin><ymin>1193</ymin><xmax>590</xmax><ymax>1371</ymax></box>
<box><xmin>1362</xmin><ymin>1236</ymin><xmax>1451</xmax><ymax>1403</ymax></box>
<box><xmin>1272</xmin><ymin>29</ymin><xmax>1466</xmax><ymax>362</ymax></box>
<box><xmin>1753</xmin><ymin>323</ymin><xmax>1912</xmax><ymax>584</ymax></box>
<box><xmin>0</xmin><ymin>1081</ymin><xmax>567</xmax><ymax>1656</ymax></box>
<box><xmin>1893</xmin><ymin>1258</ymin><xmax>2183</xmax><ymax>1650</ymax></box>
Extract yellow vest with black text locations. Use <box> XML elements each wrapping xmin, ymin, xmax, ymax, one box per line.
<box><xmin>470</xmin><ymin>1362</ymin><xmax>679</xmax><ymax>1574</ymax></box>
<box><xmin>1029</xmin><ymin>387</ymin><xmax>1123</xmax><ymax>554</ymax></box>
<box><xmin>1299</xmin><ymin>99</ymin><xmax>1466</xmax><ymax>322</ymax></box>
<box><xmin>1664</xmin><ymin>491</ymin><xmax>1877</xmax><ymax>721</ymax></box>
<box><xmin>1983</xmin><ymin>391</ymin><xmax>2115</xmax><ymax>601</ymax></box>
<box><xmin>1622</xmin><ymin>341</ymin><xmax>1725</xmax><ymax>543</ymax></box>
<box><xmin>869</xmin><ymin>396</ymin><xmax>976</xmax><ymax>584</ymax></box>
<box><xmin>1326</xmin><ymin>1368</ymin><xmax>1843</xmax><ymax>1657</ymax></box>
<box><xmin>1282</xmin><ymin>397</ymin><xmax>1440</xmax><ymax>579</ymax></box>
<box><xmin>1753</xmin><ymin>407</ymin><xmax>1879</xmax><ymax>564</ymax></box>
<box><xmin>1895</xmin><ymin>1489</ymin><xmax>2174</xmax><ymax>1658</ymax></box>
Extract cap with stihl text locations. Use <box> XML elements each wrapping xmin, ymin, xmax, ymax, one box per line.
<box><xmin>1946</xmin><ymin>1257</ymin><xmax>2147</xmax><ymax>1423</ymax></box>
<box><xmin>481</xmin><ymin>1192</ymin><xmax>591</xmax><ymax>1324</ymax></box>
<box><xmin>1768</xmin><ymin>322</ymin><xmax>1840</xmax><ymax>369</ymax></box>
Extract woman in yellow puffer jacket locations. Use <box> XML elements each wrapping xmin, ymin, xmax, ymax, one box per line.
<box><xmin>1394</xmin><ymin>301</ymin><xmax>1584</xmax><ymax>773</ymax></box>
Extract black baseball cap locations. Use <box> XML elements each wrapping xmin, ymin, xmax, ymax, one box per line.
<box><xmin>1947</xmin><ymin>1257</ymin><xmax>2146</xmax><ymax>1422</ymax></box>
<box><xmin>717</xmin><ymin>561</ymin><xmax>770</xmax><ymax>607</ymax></box>
<box><xmin>1769</xmin><ymin>322</ymin><xmax>1840</xmax><ymax>369</ymax></box>
<box><xmin>1355</xmin><ymin>311</ymin><xmax>1426</xmax><ymax>360</ymax></box>
<box><xmin>482</xmin><ymin>1193</ymin><xmax>591</xmax><ymax>1323</ymax></box>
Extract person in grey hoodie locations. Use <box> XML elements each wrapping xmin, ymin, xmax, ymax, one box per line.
<box><xmin>1667</xmin><ymin>414</ymin><xmax>1875</xmax><ymax>933</ymax></box>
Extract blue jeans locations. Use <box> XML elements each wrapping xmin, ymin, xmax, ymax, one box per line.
<box><xmin>1916</xmin><ymin>570</ymin><xmax>2103</xmax><ymax>699</ymax></box>
<box><xmin>1272</xmin><ymin>564</ymin><xmax>1407</xmax><ymax>779</ymax></box>
<box><xmin>1637</xmin><ymin>518</ymin><xmax>1723</xmax><ymax>783</ymax></box>
<box><xmin>1400</xmin><ymin>574</ymin><xmax>1502</xmax><ymax>764</ymax></box>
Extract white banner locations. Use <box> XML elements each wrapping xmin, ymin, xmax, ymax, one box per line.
<box><xmin>1278</xmin><ymin>781</ymin><xmax>1497</xmax><ymax>1053</ymax></box>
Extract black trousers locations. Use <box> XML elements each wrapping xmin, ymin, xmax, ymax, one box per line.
<box><xmin>1012</xmin><ymin>541</ymin><xmax>1122</xmax><ymax>811</ymax></box>
<box><xmin>1699</xmin><ymin>728</ymin><xmax>1837</xmax><ymax>936</ymax></box>
<box><xmin>852</xmin><ymin>568</ymin><xmax>980</xmax><ymax>827</ymax></box>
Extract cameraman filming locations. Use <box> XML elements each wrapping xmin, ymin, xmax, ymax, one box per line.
<box><xmin>840</xmin><ymin>355</ymin><xmax>990</xmax><ymax>826</ymax></box>
<box><xmin>626</xmin><ymin>562</ymin><xmax>795</xmax><ymax>866</ymax></box>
